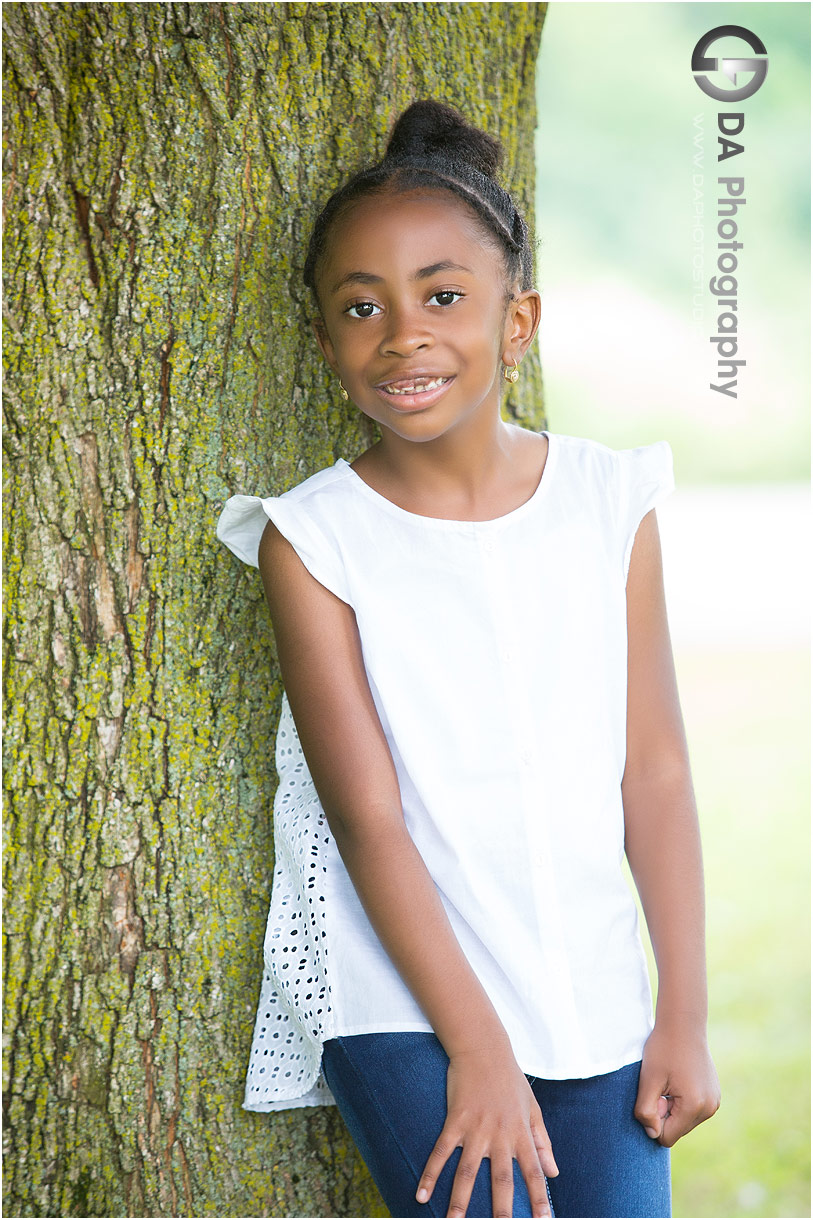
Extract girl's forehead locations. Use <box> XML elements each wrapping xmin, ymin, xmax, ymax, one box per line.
<box><xmin>329</xmin><ymin>189</ymin><xmax>494</xmax><ymax>259</ymax></box>
<box><xmin>336</xmin><ymin>189</ymin><xmax>488</xmax><ymax>244</ymax></box>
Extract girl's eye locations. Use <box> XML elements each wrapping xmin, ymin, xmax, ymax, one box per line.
<box><xmin>345</xmin><ymin>301</ymin><xmax>382</xmax><ymax>319</ymax></box>
<box><xmin>429</xmin><ymin>290</ymin><xmax>463</xmax><ymax>307</ymax></box>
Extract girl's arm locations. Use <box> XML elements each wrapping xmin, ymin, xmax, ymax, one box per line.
<box><xmin>257</xmin><ymin>519</ymin><xmax>557</xmax><ymax>1219</ymax></box>
<box><xmin>622</xmin><ymin>509</ymin><xmax>721</xmax><ymax>1146</ymax></box>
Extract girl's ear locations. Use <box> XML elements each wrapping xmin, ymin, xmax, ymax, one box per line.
<box><xmin>502</xmin><ymin>288</ymin><xmax>542</xmax><ymax>366</ymax></box>
<box><xmin>311</xmin><ymin>316</ymin><xmax>339</xmax><ymax>374</ymax></box>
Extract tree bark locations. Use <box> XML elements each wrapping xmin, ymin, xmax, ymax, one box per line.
<box><xmin>2</xmin><ymin>3</ymin><xmax>547</xmax><ymax>1215</ymax></box>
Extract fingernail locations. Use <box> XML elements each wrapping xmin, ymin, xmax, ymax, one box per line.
<box><xmin>417</xmin><ymin>1188</ymin><xmax>429</xmax><ymax>1203</ymax></box>
<box><xmin>645</xmin><ymin>1127</ymin><xmax>659</xmax><ymax>1139</ymax></box>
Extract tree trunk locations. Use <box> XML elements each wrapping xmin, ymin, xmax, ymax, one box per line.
<box><xmin>2</xmin><ymin>3</ymin><xmax>547</xmax><ymax>1215</ymax></box>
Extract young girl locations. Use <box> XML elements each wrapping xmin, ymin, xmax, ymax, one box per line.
<box><xmin>217</xmin><ymin>100</ymin><xmax>720</xmax><ymax>1219</ymax></box>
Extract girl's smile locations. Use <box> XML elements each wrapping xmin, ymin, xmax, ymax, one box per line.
<box><xmin>374</xmin><ymin>371</ymin><xmax>455</xmax><ymax>413</ymax></box>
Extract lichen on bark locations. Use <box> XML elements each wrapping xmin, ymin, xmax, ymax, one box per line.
<box><xmin>3</xmin><ymin>3</ymin><xmax>546</xmax><ymax>1215</ymax></box>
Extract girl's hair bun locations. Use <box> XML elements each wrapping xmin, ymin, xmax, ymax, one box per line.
<box><xmin>304</xmin><ymin>98</ymin><xmax>534</xmax><ymax>298</ymax></box>
<box><xmin>384</xmin><ymin>99</ymin><xmax>503</xmax><ymax>179</ymax></box>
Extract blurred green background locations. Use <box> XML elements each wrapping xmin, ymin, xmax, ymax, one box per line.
<box><xmin>535</xmin><ymin>5</ymin><xmax>810</xmax><ymax>1218</ymax></box>
<box><xmin>535</xmin><ymin>1</ymin><xmax>810</xmax><ymax>481</ymax></box>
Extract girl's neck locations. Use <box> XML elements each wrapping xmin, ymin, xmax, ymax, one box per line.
<box><xmin>351</xmin><ymin>408</ymin><xmax>547</xmax><ymax>522</ymax></box>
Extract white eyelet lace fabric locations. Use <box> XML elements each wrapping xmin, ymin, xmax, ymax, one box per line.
<box><xmin>243</xmin><ymin>695</ymin><xmax>336</xmax><ymax>1110</ymax></box>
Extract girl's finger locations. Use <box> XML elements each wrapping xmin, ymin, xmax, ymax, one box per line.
<box><xmin>416</xmin><ymin>1128</ymin><xmax>459</xmax><ymax>1204</ymax></box>
<box><xmin>517</xmin><ymin>1147</ymin><xmax>552</xmax><ymax>1219</ymax></box>
<box><xmin>660</xmin><ymin>1090</ymin><xmax>718</xmax><ymax>1147</ymax></box>
<box><xmin>660</xmin><ymin>1104</ymin><xmax>692</xmax><ymax>1148</ymax></box>
<box><xmin>530</xmin><ymin>1117</ymin><xmax>559</xmax><ymax>1178</ymax></box>
<box><xmin>633</xmin><ymin>1069</ymin><xmax>667</xmax><ymax>1140</ymax></box>
<box><xmin>446</xmin><ymin>1147</ymin><xmax>486</xmax><ymax>1219</ymax></box>
<box><xmin>489</xmin><ymin>1153</ymin><xmax>515</xmax><ymax>1219</ymax></box>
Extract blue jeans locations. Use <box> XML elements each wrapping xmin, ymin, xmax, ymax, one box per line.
<box><xmin>321</xmin><ymin>1032</ymin><xmax>671</xmax><ymax>1218</ymax></box>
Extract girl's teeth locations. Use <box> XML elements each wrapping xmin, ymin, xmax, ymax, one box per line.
<box><xmin>385</xmin><ymin>377</ymin><xmax>447</xmax><ymax>395</ymax></box>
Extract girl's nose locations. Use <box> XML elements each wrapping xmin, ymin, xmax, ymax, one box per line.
<box><xmin>378</xmin><ymin>306</ymin><xmax>433</xmax><ymax>358</ymax></box>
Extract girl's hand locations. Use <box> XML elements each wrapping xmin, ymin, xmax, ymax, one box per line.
<box><xmin>634</xmin><ymin>1022</ymin><xmax>721</xmax><ymax>1147</ymax></box>
<box><xmin>415</xmin><ymin>1046</ymin><xmax>558</xmax><ymax>1218</ymax></box>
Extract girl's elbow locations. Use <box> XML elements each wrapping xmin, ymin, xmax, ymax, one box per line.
<box><xmin>622</xmin><ymin>741</ymin><xmax>693</xmax><ymax>792</ymax></box>
<box><xmin>320</xmin><ymin>796</ymin><xmax>406</xmax><ymax>849</ymax></box>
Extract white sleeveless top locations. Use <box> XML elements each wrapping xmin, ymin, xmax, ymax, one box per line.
<box><xmin>217</xmin><ymin>430</ymin><xmax>675</xmax><ymax>1112</ymax></box>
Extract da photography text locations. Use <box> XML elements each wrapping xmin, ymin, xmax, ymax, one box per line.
<box><xmin>690</xmin><ymin>24</ymin><xmax>768</xmax><ymax>398</ymax></box>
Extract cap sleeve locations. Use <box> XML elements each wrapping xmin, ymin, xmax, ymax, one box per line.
<box><xmin>216</xmin><ymin>494</ymin><xmax>350</xmax><ymax>604</ymax></box>
<box><xmin>616</xmin><ymin>441</ymin><xmax>675</xmax><ymax>583</ymax></box>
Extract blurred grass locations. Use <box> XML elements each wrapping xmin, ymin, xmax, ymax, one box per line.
<box><xmin>651</xmin><ymin>646</ymin><xmax>810</xmax><ymax>1217</ymax></box>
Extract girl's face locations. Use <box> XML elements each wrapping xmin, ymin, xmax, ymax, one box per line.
<box><xmin>313</xmin><ymin>190</ymin><xmax>538</xmax><ymax>444</ymax></box>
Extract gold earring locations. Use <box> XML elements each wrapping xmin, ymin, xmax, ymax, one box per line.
<box><xmin>339</xmin><ymin>381</ymin><xmax>349</xmax><ymax>401</ymax></box>
<box><xmin>503</xmin><ymin>360</ymin><xmax>520</xmax><ymax>384</ymax></box>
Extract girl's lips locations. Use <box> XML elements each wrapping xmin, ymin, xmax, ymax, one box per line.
<box><xmin>374</xmin><ymin>375</ymin><xmax>455</xmax><ymax>413</ymax></box>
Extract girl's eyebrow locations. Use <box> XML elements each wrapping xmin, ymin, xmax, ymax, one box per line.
<box><xmin>413</xmin><ymin>260</ymin><xmax>472</xmax><ymax>280</ymax></box>
<box><xmin>330</xmin><ymin>261</ymin><xmax>472</xmax><ymax>295</ymax></box>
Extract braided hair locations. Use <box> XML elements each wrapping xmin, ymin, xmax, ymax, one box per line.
<box><xmin>303</xmin><ymin>100</ymin><xmax>534</xmax><ymax>306</ymax></box>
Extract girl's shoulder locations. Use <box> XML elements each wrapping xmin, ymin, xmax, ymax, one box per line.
<box><xmin>548</xmin><ymin>432</ymin><xmax>675</xmax><ymax>580</ymax></box>
<box><xmin>550</xmin><ymin>429</ymin><xmax>672</xmax><ymax>475</ymax></box>
<box><xmin>544</xmin><ymin>430</ymin><xmax>674</xmax><ymax>512</ymax></box>
<box><xmin>217</xmin><ymin>458</ymin><xmax>354</xmax><ymax>541</ymax></box>
<box><xmin>267</xmin><ymin>457</ymin><xmax>357</xmax><ymax>505</ymax></box>
<box><xmin>215</xmin><ymin>458</ymin><xmax>359</xmax><ymax>598</ymax></box>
